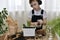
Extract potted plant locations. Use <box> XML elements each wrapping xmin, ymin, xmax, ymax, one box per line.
<box><xmin>48</xmin><ymin>17</ymin><xmax>60</xmax><ymax>40</ymax></box>
<box><xmin>0</xmin><ymin>8</ymin><xmax>8</xmax><ymax>36</ymax></box>
<box><xmin>27</xmin><ymin>21</ymin><xmax>31</xmax><ymax>26</ymax></box>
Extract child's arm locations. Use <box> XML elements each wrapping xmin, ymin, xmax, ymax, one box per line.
<box><xmin>43</xmin><ymin>18</ymin><xmax>47</xmax><ymax>25</ymax></box>
<box><xmin>43</xmin><ymin>11</ymin><xmax>47</xmax><ymax>25</ymax></box>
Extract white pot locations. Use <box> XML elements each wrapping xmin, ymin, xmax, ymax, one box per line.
<box><xmin>23</xmin><ymin>27</ymin><xmax>36</xmax><ymax>37</ymax></box>
<box><xmin>56</xmin><ymin>33</ymin><xmax>60</xmax><ymax>40</ymax></box>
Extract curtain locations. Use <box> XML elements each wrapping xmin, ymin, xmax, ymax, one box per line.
<box><xmin>0</xmin><ymin>0</ymin><xmax>60</xmax><ymax>28</ymax></box>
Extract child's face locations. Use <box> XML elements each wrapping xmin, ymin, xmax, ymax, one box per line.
<box><xmin>30</xmin><ymin>1</ymin><xmax>40</xmax><ymax>10</ymax></box>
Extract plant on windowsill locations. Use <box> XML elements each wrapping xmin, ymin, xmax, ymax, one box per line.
<box><xmin>0</xmin><ymin>8</ymin><xmax>8</xmax><ymax>35</ymax></box>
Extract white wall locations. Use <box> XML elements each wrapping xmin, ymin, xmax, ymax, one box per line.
<box><xmin>45</xmin><ymin>0</ymin><xmax>56</xmax><ymax>12</ymax></box>
<box><xmin>0</xmin><ymin>0</ymin><xmax>8</xmax><ymax>11</ymax></box>
<box><xmin>56</xmin><ymin>0</ymin><xmax>60</xmax><ymax>12</ymax></box>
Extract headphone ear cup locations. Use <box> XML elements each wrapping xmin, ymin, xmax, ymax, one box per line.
<box><xmin>38</xmin><ymin>0</ymin><xmax>42</xmax><ymax>5</ymax></box>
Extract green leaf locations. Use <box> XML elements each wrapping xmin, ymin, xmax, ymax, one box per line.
<box><xmin>0</xmin><ymin>8</ymin><xmax>8</xmax><ymax>34</ymax></box>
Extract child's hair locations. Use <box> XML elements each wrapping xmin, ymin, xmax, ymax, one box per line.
<box><xmin>29</xmin><ymin>0</ymin><xmax>42</xmax><ymax>5</ymax></box>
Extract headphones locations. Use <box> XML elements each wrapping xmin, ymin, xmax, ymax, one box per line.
<box><xmin>30</xmin><ymin>0</ymin><xmax>42</xmax><ymax>7</ymax></box>
<box><xmin>37</xmin><ymin>0</ymin><xmax>42</xmax><ymax>5</ymax></box>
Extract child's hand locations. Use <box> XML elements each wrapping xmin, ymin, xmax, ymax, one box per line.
<box><xmin>37</xmin><ymin>19</ymin><xmax>43</xmax><ymax>25</ymax></box>
<box><xmin>30</xmin><ymin>22</ymin><xmax>37</xmax><ymax>27</ymax></box>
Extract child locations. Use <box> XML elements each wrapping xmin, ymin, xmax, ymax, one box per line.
<box><xmin>28</xmin><ymin>0</ymin><xmax>47</xmax><ymax>35</ymax></box>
